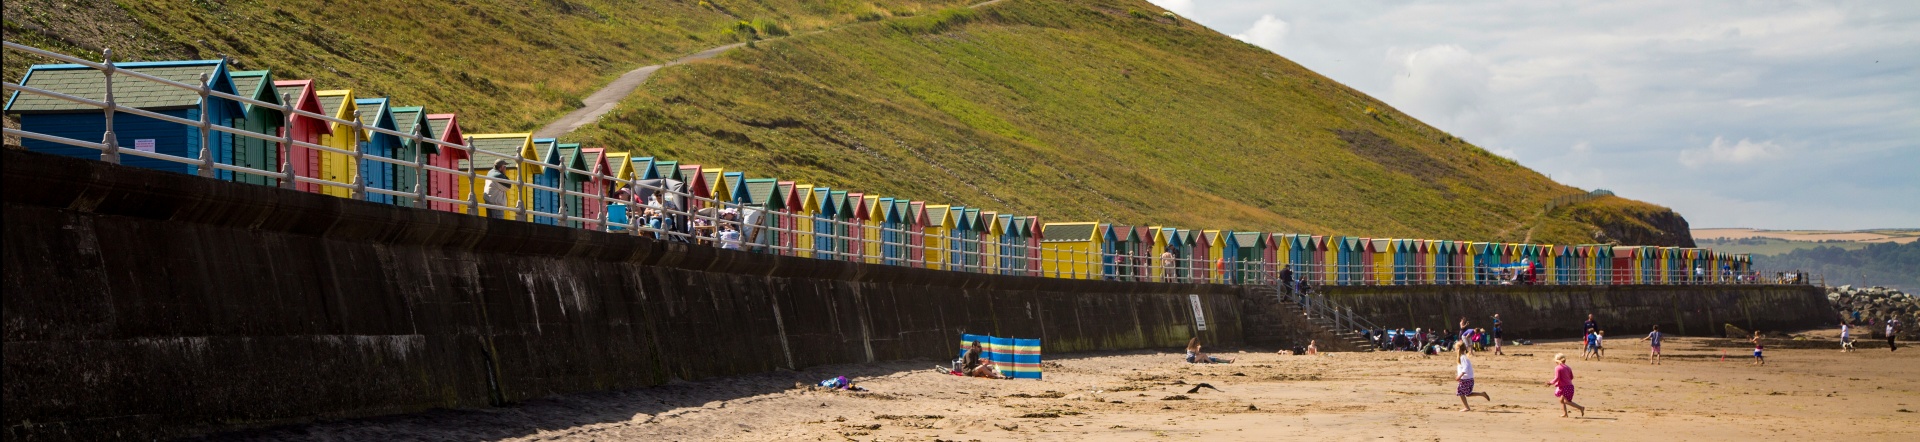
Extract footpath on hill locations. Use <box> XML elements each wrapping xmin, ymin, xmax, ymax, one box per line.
<box><xmin>532</xmin><ymin>0</ymin><xmax>1012</xmax><ymax>139</ymax></box>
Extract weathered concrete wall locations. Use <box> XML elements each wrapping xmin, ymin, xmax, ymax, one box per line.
<box><xmin>1323</xmin><ymin>284</ymin><xmax>1829</xmax><ymax>339</ymax></box>
<box><xmin>1</xmin><ymin>150</ymin><xmax>1827</xmax><ymax>440</ymax></box>
<box><xmin>1239</xmin><ymin>290</ymin><xmax>1358</xmax><ymax>352</ymax></box>
<box><xmin>1</xmin><ymin>150</ymin><xmax>1241</xmax><ymax>440</ymax></box>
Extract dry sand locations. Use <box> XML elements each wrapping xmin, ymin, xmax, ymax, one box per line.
<box><xmin>218</xmin><ymin>332</ymin><xmax>1919</xmax><ymax>441</ymax></box>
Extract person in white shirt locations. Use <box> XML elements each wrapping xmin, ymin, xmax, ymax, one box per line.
<box><xmin>480</xmin><ymin>160</ymin><xmax>516</xmax><ymax>219</ymax></box>
<box><xmin>1889</xmin><ymin>319</ymin><xmax>1901</xmax><ymax>352</ymax></box>
<box><xmin>1455</xmin><ymin>342</ymin><xmax>1491</xmax><ymax>411</ymax></box>
<box><xmin>1840</xmin><ymin>323</ymin><xmax>1855</xmax><ymax>352</ymax></box>
<box><xmin>718</xmin><ymin>224</ymin><xmax>743</xmax><ymax>250</ymax></box>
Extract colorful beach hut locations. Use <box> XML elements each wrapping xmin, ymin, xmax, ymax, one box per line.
<box><xmin>225</xmin><ymin>70</ymin><xmax>283</xmax><ymax>185</ymax></box>
<box><xmin>422</xmin><ymin>114</ymin><xmax>467</xmax><ymax>211</ymax></box>
<box><xmin>459</xmin><ymin>134</ymin><xmax>537</xmax><ymax>219</ymax></box>
<box><xmin>9</xmin><ymin>60</ymin><xmax>241</xmax><ymax>176</ymax></box>
<box><xmin>273</xmin><ymin>80</ymin><xmax>330</xmax><ymax>193</ymax></box>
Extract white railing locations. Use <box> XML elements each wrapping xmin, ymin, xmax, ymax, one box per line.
<box><xmin>4</xmin><ymin>41</ymin><xmax>1793</xmax><ymax>288</ymax></box>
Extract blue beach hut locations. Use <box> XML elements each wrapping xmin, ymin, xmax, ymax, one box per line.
<box><xmin>530</xmin><ymin>138</ymin><xmax>562</xmax><ymax>225</ymax></box>
<box><xmin>7</xmin><ymin>60</ymin><xmax>242</xmax><ymax>176</ymax></box>
<box><xmin>352</xmin><ymin>97</ymin><xmax>400</xmax><ymax>205</ymax></box>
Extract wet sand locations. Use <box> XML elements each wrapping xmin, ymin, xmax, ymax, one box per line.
<box><xmin>220</xmin><ymin>332</ymin><xmax>1919</xmax><ymax>441</ymax></box>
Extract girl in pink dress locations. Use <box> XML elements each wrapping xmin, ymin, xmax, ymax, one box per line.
<box><xmin>1545</xmin><ymin>353</ymin><xmax>1586</xmax><ymax>417</ymax></box>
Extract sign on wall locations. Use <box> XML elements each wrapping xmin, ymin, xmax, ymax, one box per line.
<box><xmin>1189</xmin><ymin>294</ymin><xmax>1207</xmax><ymax>331</ymax></box>
<box><xmin>134</xmin><ymin>139</ymin><xmax>155</xmax><ymax>152</ymax></box>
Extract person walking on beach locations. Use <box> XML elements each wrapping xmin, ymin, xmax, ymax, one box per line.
<box><xmin>1640</xmin><ymin>325</ymin><xmax>1664</xmax><ymax>365</ymax></box>
<box><xmin>1750</xmin><ymin>330</ymin><xmax>1766</xmax><ymax>366</ymax></box>
<box><xmin>1583</xmin><ymin>314</ymin><xmax>1599</xmax><ymax>337</ymax></box>
<box><xmin>1545</xmin><ymin>353</ymin><xmax>1585</xmax><ymax>417</ymax></box>
<box><xmin>1455</xmin><ymin>342</ymin><xmax>1491</xmax><ymax>411</ymax></box>
<box><xmin>1886</xmin><ymin>318</ymin><xmax>1900</xmax><ymax>352</ymax></box>
<box><xmin>1840</xmin><ymin>323</ymin><xmax>1855</xmax><ymax>352</ymax></box>
<box><xmin>1582</xmin><ymin>328</ymin><xmax>1600</xmax><ymax>360</ymax></box>
<box><xmin>1491</xmin><ymin>314</ymin><xmax>1506</xmax><ymax>356</ymax></box>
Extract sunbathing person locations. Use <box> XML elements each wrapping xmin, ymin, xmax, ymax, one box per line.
<box><xmin>1186</xmin><ymin>337</ymin><xmax>1235</xmax><ymax>363</ymax></box>
<box><xmin>961</xmin><ymin>342</ymin><xmax>1005</xmax><ymax>379</ymax></box>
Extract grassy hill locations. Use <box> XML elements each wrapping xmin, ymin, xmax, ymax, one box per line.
<box><xmin>570</xmin><ymin>0</ymin><xmax>1689</xmax><ymax>244</ymax></box>
<box><xmin>4</xmin><ymin>0</ymin><xmax>967</xmax><ymax>133</ymax></box>
<box><xmin>5</xmin><ymin>0</ymin><xmax>1695</xmax><ymax>245</ymax></box>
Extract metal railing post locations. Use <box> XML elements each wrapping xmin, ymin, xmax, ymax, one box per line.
<box><xmin>196</xmin><ymin>73</ymin><xmax>214</xmax><ymax>178</ymax></box>
<box><xmin>596</xmin><ymin>174</ymin><xmax>610</xmax><ymax>232</ymax></box>
<box><xmin>558</xmin><ymin>164</ymin><xmax>571</xmax><ymax>228</ymax></box>
<box><xmin>464</xmin><ymin>136</ymin><xmax>480</xmax><ymax>216</ymax></box>
<box><xmin>351</xmin><ymin>116</ymin><xmax>367</xmax><ymax>200</ymax></box>
<box><xmin>99</xmin><ymin>48</ymin><xmax>121</xmax><ymax>165</ymax></box>
<box><xmin>514</xmin><ymin>156</ymin><xmax>528</xmax><ymax>221</ymax></box>
<box><xmin>412</xmin><ymin>132</ymin><xmax>428</xmax><ymax>209</ymax></box>
<box><xmin>278</xmin><ymin>92</ymin><xmax>297</xmax><ymax>190</ymax></box>
<box><xmin>630</xmin><ymin>174</ymin><xmax>645</xmax><ymax>236</ymax></box>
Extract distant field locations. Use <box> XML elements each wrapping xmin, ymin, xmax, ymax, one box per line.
<box><xmin>1694</xmin><ymin>228</ymin><xmax>1919</xmax><ymax>244</ymax></box>
<box><xmin>1695</xmin><ymin>237</ymin><xmax>1871</xmax><ymax>256</ymax></box>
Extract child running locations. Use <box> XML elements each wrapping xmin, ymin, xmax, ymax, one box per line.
<box><xmin>1750</xmin><ymin>330</ymin><xmax>1766</xmax><ymax>366</ymax></box>
<box><xmin>1545</xmin><ymin>353</ymin><xmax>1586</xmax><ymax>417</ymax></box>
<box><xmin>1640</xmin><ymin>325</ymin><xmax>1664</xmax><ymax>365</ymax></box>
<box><xmin>1455</xmin><ymin>342</ymin><xmax>1491</xmax><ymax>411</ymax></box>
<box><xmin>1595</xmin><ymin>330</ymin><xmax>1607</xmax><ymax>358</ymax></box>
<box><xmin>1582</xmin><ymin>328</ymin><xmax>1600</xmax><ymax>360</ymax></box>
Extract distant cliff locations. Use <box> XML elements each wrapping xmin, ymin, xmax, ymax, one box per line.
<box><xmin>1555</xmin><ymin>196</ymin><xmax>1697</xmax><ymax>247</ymax></box>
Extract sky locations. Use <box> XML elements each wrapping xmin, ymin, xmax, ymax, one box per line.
<box><xmin>1148</xmin><ymin>0</ymin><xmax>1919</xmax><ymax>230</ymax></box>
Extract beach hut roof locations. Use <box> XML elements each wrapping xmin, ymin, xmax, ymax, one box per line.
<box><xmin>925</xmin><ymin>204</ymin><xmax>953</xmax><ymax>228</ymax></box>
<box><xmin>274</xmin><ymin>80</ymin><xmax>333</xmax><ymax>137</ymax></box>
<box><xmin>463</xmin><ymin>134</ymin><xmax>536</xmax><ymax>171</ymax></box>
<box><xmin>8</xmin><ymin>60</ymin><xmax>240</xmax><ymax>113</ymax></box>
<box><xmin>226</xmin><ymin>70</ymin><xmax>283</xmax><ymax>118</ymax></box>
<box><xmin>1041</xmin><ymin>222</ymin><xmax>1100</xmax><ymax>243</ymax></box>
<box><xmin>742</xmin><ymin>178</ymin><xmax>780</xmax><ymax>209</ymax></box>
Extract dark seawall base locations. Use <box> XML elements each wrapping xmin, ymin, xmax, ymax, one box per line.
<box><xmin>2</xmin><ymin>150</ymin><xmax>1239</xmax><ymax>440</ymax></box>
<box><xmin>1322</xmin><ymin>284</ymin><xmax>1828</xmax><ymax>339</ymax></box>
<box><xmin>1</xmin><ymin>150</ymin><xmax>1827</xmax><ymax>440</ymax></box>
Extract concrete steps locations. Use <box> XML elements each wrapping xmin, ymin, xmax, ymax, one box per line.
<box><xmin>1246</xmin><ymin>287</ymin><xmax>1376</xmax><ymax>352</ymax></box>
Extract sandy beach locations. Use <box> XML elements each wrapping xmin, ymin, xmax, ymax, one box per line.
<box><xmin>217</xmin><ymin>331</ymin><xmax>1918</xmax><ymax>441</ymax></box>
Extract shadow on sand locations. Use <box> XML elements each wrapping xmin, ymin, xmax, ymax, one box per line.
<box><xmin>190</xmin><ymin>360</ymin><xmax>934</xmax><ymax>441</ymax></box>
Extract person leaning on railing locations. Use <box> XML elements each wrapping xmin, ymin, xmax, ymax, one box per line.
<box><xmin>481</xmin><ymin>159</ymin><xmax>515</xmax><ymax>219</ymax></box>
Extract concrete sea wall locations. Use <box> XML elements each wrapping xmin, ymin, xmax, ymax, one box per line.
<box><xmin>1</xmin><ymin>150</ymin><xmax>1240</xmax><ymax>440</ymax></box>
<box><xmin>0</xmin><ymin>150</ymin><xmax>1829</xmax><ymax>440</ymax></box>
<box><xmin>1321</xmin><ymin>284</ymin><xmax>1829</xmax><ymax>338</ymax></box>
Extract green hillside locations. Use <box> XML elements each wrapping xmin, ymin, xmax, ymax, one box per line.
<box><xmin>5</xmin><ymin>0</ymin><xmax>1695</xmax><ymax>245</ymax></box>
<box><xmin>571</xmin><ymin>0</ymin><xmax>1688</xmax><ymax>244</ymax></box>
<box><xmin>5</xmin><ymin>0</ymin><xmax>967</xmax><ymax>133</ymax></box>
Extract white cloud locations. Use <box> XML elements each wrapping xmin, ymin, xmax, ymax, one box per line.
<box><xmin>1678</xmin><ymin>137</ymin><xmax>1784</xmax><ymax>168</ymax></box>
<box><xmin>1390</xmin><ymin>45</ymin><xmax>1505</xmax><ymax>139</ymax></box>
<box><xmin>1231</xmin><ymin>15</ymin><xmax>1290</xmax><ymax>52</ymax></box>
<box><xmin>1166</xmin><ymin>0</ymin><xmax>1920</xmax><ymax>229</ymax></box>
